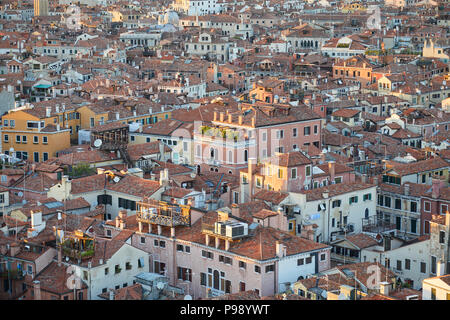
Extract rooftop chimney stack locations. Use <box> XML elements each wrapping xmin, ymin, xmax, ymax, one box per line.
<box><xmin>379</xmin><ymin>281</ymin><xmax>390</xmax><ymax>296</ymax></box>
<box><xmin>404</xmin><ymin>184</ymin><xmax>410</xmax><ymax>196</ymax></box>
<box><xmin>46</xmin><ymin>107</ymin><xmax>51</xmax><ymax>117</ymax></box>
<box><xmin>328</xmin><ymin>161</ymin><xmax>336</xmax><ymax>182</ymax></box>
<box><xmin>33</xmin><ymin>281</ymin><xmax>41</xmax><ymax>300</ymax></box>
<box><xmin>437</xmin><ymin>260</ymin><xmax>445</xmax><ymax>277</ymax></box>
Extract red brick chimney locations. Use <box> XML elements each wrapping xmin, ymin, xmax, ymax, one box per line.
<box><xmin>328</xmin><ymin>161</ymin><xmax>336</xmax><ymax>182</ymax></box>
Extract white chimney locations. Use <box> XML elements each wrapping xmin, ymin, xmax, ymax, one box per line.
<box><xmin>437</xmin><ymin>260</ymin><xmax>445</xmax><ymax>277</ymax></box>
<box><xmin>116</xmin><ymin>112</ymin><xmax>120</xmax><ymax>120</ymax></box>
<box><xmin>276</xmin><ymin>241</ymin><xmax>286</xmax><ymax>258</ymax></box>
<box><xmin>31</xmin><ymin>211</ymin><xmax>43</xmax><ymax>229</ymax></box>
<box><xmin>109</xmin><ymin>289</ymin><xmax>115</xmax><ymax>300</ymax></box>
<box><xmin>149</xmin><ymin>107</ymin><xmax>153</xmax><ymax>114</ymax></box>
<box><xmin>379</xmin><ymin>281</ymin><xmax>390</xmax><ymax>296</ymax></box>
<box><xmin>46</xmin><ymin>107</ymin><xmax>51</xmax><ymax>117</ymax></box>
<box><xmin>55</xmin><ymin>104</ymin><xmax>60</xmax><ymax>113</ymax></box>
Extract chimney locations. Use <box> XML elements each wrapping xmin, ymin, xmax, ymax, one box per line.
<box><xmin>57</xmin><ymin>247</ymin><xmax>62</xmax><ymax>267</ymax></box>
<box><xmin>238</xmin><ymin>115</ymin><xmax>243</xmax><ymax>125</ymax></box>
<box><xmin>251</xmin><ymin>117</ymin><xmax>256</xmax><ymax>127</ymax></box>
<box><xmin>31</xmin><ymin>211</ymin><xmax>43</xmax><ymax>229</ymax></box>
<box><xmin>404</xmin><ymin>184</ymin><xmax>410</xmax><ymax>196</ymax></box>
<box><xmin>437</xmin><ymin>260</ymin><xmax>445</xmax><ymax>277</ymax></box>
<box><xmin>116</xmin><ymin>112</ymin><xmax>120</xmax><ymax>120</ymax></box>
<box><xmin>46</xmin><ymin>107</ymin><xmax>51</xmax><ymax>117</ymax></box>
<box><xmin>149</xmin><ymin>107</ymin><xmax>153</xmax><ymax>114</ymax></box>
<box><xmin>33</xmin><ymin>281</ymin><xmax>41</xmax><ymax>300</ymax></box>
<box><xmin>228</xmin><ymin>114</ymin><xmax>232</xmax><ymax>123</ymax></box>
<box><xmin>109</xmin><ymin>289</ymin><xmax>115</xmax><ymax>300</ymax></box>
<box><xmin>231</xmin><ymin>203</ymin><xmax>240</xmax><ymax>218</ymax></box>
<box><xmin>219</xmin><ymin>112</ymin><xmax>224</xmax><ymax>122</ymax></box>
<box><xmin>328</xmin><ymin>161</ymin><xmax>336</xmax><ymax>182</ymax></box>
<box><xmin>159</xmin><ymin>168</ymin><xmax>169</xmax><ymax>187</ymax></box>
<box><xmin>55</xmin><ymin>104</ymin><xmax>60</xmax><ymax>113</ymax></box>
<box><xmin>432</xmin><ymin>178</ymin><xmax>442</xmax><ymax>199</ymax></box>
<box><xmin>213</xmin><ymin>111</ymin><xmax>217</xmax><ymax>121</ymax></box>
<box><xmin>276</xmin><ymin>241</ymin><xmax>286</xmax><ymax>258</ymax></box>
<box><xmin>446</xmin><ymin>210</ymin><xmax>450</xmax><ymax>227</ymax></box>
<box><xmin>119</xmin><ymin>210</ymin><xmax>127</xmax><ymax>229</ymax></box>
<box><xmin>159</xmin><ymin>142</ymin><xmax>165</xmax><ymax>161</ymax></box>
<box><xmin>115</xmin><ymin>216</ymin><xmax>120</xmax><ymax>228</ymax></box>
<box><xmin>379</xmin><ymin>281</ymin><xmax>390</xmax><ymax>296</ymax></box>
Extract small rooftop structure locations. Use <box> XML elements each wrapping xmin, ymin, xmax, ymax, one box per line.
<box><xmin>136</xmin><ymin>199</ymin><xmax>191</xmax><ymax>228</ymax></box>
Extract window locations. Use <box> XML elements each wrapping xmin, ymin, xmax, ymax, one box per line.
<box><xmin>395</xmin><ymin>199</ymin><xmax>402</xmax><ymax>210</ymax></box>
<box><xmin>276</xmin><ymin>130</ymin><xmax>284</xmax><ymax>139</ymax></box>
<box><xmin>126</xmin><ymin>262</ymin><xmax>132</xmax><ymax>270</ymax></box>
<box><xmin>33</xmin><ymin>136</ymin><xmax>38</xmax><ymax>143</ymax></box>
<box><xmin>15</xmin><ymin>135</ymin><xmax>20</xmax><ymax>143</ymax></box>
<box><xmin>239</xmin><ymin>261</ymin><xmax>246</xmax><ymax>269</ymax></box>
<box><xmin>254</xmin><ymin>265</ymin><xmax>261</xmax><ymax>273</ymax></box>
<box><xmin>3</xmin><ymin>134</ymin><xmax>8</xmax><ymax>143</ymax></box>
<box><xmin>297</xmin><ymin>258</ymin><xmax>304</xmax><ymax>265</ymax></box>
<box><xmin>293</xmin><ymin>128</ymin><xmax>297</xmax><ymax>137</ymax></box>
<box><xmin>202</xmin><ymin>250</ymin><xmax>213</xmax><ymax>259</ymax></box>
<box><xmin>363</xmin><ymin>193</ymin><xmax>372</xmax><ymax>201</ymax></box>
<box><xmin>320</xmin><ymin>253</ymin><xmax>326</xmax><ymax>261</ymax></box>
<box><xmin>314</xmin><ymin>125</ymin><xmax>318</xmax><ymax>134</ymax></box>
<box><xmin>200</xmin><ymin>272</ymin><xmax>207</xmax><ymax>286</ymax></box>
<box><xmin>410</xmin><ymin>201</ymin><xmax>417</xmax><ymax>213</ymax></box>
<box><xmin>185</xmin><ymin>246</ymin><xmax>190</xmax><ymax>253</ymax></box>
<box><xmin>332</xmin><ymin>200</ymin><xmax>341</xmax><ymax>208</ymax></box>
<box><xmin>349</xmin><ymin>196</ymin><xmax>358</xmax><ymax>204</ymax></box>
<box><xmin>177</xmin><ymin>267</ymin><xmax>192</xmax><ymax>282</ymax></box>
<box><xmin>140</xmin><ymin>237</ymin><xmax>145</xmax><ymax>244</ymax></box>
<box><xmin>431</xmin><ymin>288</ymin><xmax>436</xmax><ymax>300</ymax></box>
<box><xmin>138</xmin><ymin>258</ymin><xmax>144</xmax><ymax>268</ymax></box>
<box><xmin>441</xmin><ymin>204</ymin><xmax>448</xmax><ymax>214</ymax></box>
<box><xmin>291</xmin><ymin>168</ymin><xmax>297</xmax><ymax>179</ymax></box>
<box><xmin>405</xmin><ymin>259</ymin><xmax>410</xmax><ymax>270</ymax></box>
<box><xmin>115</xmin><ymin>264</ymin><xmax>121</xmax><ymax>274</ymax></box>
<box><xmin>420</xmin><ymin>262</ymin><xmax>426</xmax><ymax>273</ymax></box>
<box><xmin>3</xmin><ymin>120</ymin><xmax>8</xmax><ymax>127</ymax></box>
<box><xmin>431</xmin><ymin>256</ymin><xmax>437</xmax><ymax>274</ymax></box>
<box><xmin>10</xmin><ymin>120</ymin><xmax>14</xmax><ymax>127</ymax></box>
<box><xmin>239</xmin><ymin>281</ymin><xmax>246</xmax><ymax>292</ymax></box>
<box><xmin>105</xmin><ymin>267</ymin><xmax>109</xmax><ymax>275</ymax></box>
<box><xmin>384</xmin><ymin>196</ymin><xmax>391</xmax><ymax>208</ymax></box>
<box><xmin>306</xmin><ymin>166</ymin><xmax>311</xmax><ymax>176</ymax></box>
<box><xmin>396</xmin><ymin>260</ymin><xmax>402</xmax><ymax>271</ymax></box>
<box><xmin>277</xmin><ymin>169</ymin><xmax>283</xmax><ymax>179</ymax></box>
<box><xmin>305</xmin><ymin>256</ymin><xmax>312</xmax><ymax>264</ymax></box>
<box><xmin>43</xmin><ymin>136</ymin><xmax>48</xmax><ymax>144</ymax></box>
<box><xmin>304</xmin><ymin>126</ymin><xmax>311</xmax><ymax>136</ymax></box>
<box><xmin>265</xmin><ymin>264</ymin><xmax>274</xmax><ymax>273</ymax></box>
<box><xmin>177</xmin><ymin>244</ymin><xmax>184</xmax><ymax>252</ymax></box>
<box><xmin>440</xmin><ymin>231</ymin><xmax>446</xmax><ymax>244</ymax></box>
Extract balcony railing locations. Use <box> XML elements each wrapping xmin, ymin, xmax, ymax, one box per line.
<box><xmin>136</xmin><ymin>200</ymin><xmax>190</xmax><ymax>227</ymax></box>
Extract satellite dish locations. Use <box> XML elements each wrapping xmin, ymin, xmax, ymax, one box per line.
<box><xmin>156</xmin><ymin>282</ymin><xmax>165</xmax><ymax>290</ymax></box>
<box><xmin>184</xmin><ymin>295</ymin><xmax>192</xmax><ymax>300</ymax></box>
<box><xmin>94</xmin><ymin>139</ymin><xmax>103</xmax><ymax>148</ymax></box>
<box><xmin>113</xmin><ymin>177</ymin><xmax>120</xmax><ymax>183</ymax></box>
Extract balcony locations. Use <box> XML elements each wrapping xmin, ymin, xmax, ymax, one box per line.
<box><xmin>362</xmin><ymin>215</ymin><xmax>396</xmax><ymax>234</ymax></box>
<box><xmin>60</xmin><ymin>230</ymin><xmax>95</xmax><ymax>261</ymax></box>
<box><xmin>136</xmin><ymin>200</ymin><xmax>191</xmax><ymax>227</ymax></box>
